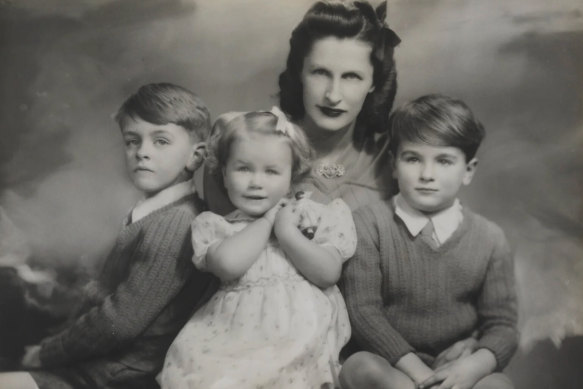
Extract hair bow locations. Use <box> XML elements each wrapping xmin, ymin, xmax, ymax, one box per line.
<box><xmin>270</xmin><ymin>106</ymin><xmax>295</xmax><ymax>136</ymax></box>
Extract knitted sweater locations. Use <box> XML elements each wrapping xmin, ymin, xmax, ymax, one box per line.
<box><xmin>39</xmin><ymin>194</ymin><xmax>218</xmax><ymax>388</ymax></box>
<box><xmin>340</xmin><ymin>200</ymin><xmax>518</xmax><ymax>369</ymax></box>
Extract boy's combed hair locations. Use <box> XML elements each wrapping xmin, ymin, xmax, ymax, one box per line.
<box><xmin>208</xmin><ymin>111</ymin><xmax>312</xmax><ymax>184</ymax></box>
<box><xmin>115</xmin><ymin>82</ymin><xmax>211</xmax><ymax>140</ymax></box>
<box><xmin>278</xmin><ymin>0</ymin><xmax>400</xmax><ymax>140</ymax></box>
<box><xmin>389</xmin><ymin>94</ymin><xmax>486</xmax><ymax>161</ymax></box>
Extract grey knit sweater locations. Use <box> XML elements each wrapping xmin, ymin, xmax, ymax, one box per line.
<box><xmin>340</xmin><ymin>200</ymin><xmax>518</xmax><ymax>369</ymax></box>
<box><xmin>38</xmin><ymin>193</ymin><xmax>218</xmax><ymax>388</ymax></box>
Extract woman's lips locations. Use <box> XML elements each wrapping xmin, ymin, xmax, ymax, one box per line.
<box><xmin>415</xmin><ymin>188</ymin><xmax>438</xmax><ymax>194</ymax></box>
<box><xmin>318</xmin><ymin>106</ymin><xmax>345</xmax><ymax>118</ymax></box>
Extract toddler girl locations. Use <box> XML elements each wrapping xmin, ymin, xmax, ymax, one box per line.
<box><xmin>158</xmin><ymin>107</ymin><xmax>356</xmax><ymax>389</ymax></box>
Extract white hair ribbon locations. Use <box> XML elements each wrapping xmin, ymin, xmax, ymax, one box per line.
<box><xmin>270</xmin><ymin>106</ymin><xmax>295</xmax><ymax>137</ymax></box>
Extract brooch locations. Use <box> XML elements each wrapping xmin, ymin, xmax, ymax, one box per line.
<box><xmin>316</xmin><ymin>163</ymin><xmax>345</xmax><ymax>179</ymax></box>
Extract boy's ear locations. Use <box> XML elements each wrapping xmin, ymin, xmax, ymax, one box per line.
<box><xmin>462</xmin><ymin>158</ymin><xmax>478</xmax><ymax>185</ymax></box>
<box><xmin>186</xmin><ymin>142</ymin><xmax>207</xmax><ymax>172</ymax></box>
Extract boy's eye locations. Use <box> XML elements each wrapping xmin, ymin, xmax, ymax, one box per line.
<box><xmin>438</xmin><ymin>158</ymin><xmax>453</xmax><ymax>166</ymax></box>
<box><xmin>154</xmin><ymin>138</ymin><xmax>170</xmax><ymax>146</ymax></box>
<box><xmin>124</xmin><ymin>138</ymin><xmax>139</xmax><ymax>147</ymax></box>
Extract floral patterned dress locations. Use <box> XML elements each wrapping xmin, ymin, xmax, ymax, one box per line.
<box><xmin>158</xmin><ymin>199</ymin><xmax>356</xmax><ymax>389</ymax></box>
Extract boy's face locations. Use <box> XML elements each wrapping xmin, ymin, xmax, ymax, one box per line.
<box><xmin>121</xmin><ymin>116</ymin><xmax>199</xmax><ymax>197</ymax></box>
<box><xmin>393</xmin><ymin>140</ymin><xmax>477</xmax><ymax>214</ymax></box>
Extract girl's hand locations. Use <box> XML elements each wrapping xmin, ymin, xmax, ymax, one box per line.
<box><xmin>21</xmin><ymin>344</ymin><xmax>42</xmax><ymax>368</ymax></box>
<box><xmin>263</xmin><ymin>198</ymin><xmax>289</xmax><ymax>225</ymax></box>
<box><xmin>273</xmin><ymin>200</ymin><xmax>301</xmax><ymax>239</ymax></box>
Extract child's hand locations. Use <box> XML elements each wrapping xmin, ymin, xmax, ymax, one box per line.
<box><xmin>432</xmin><ymin>337</ymin><xmax>477</xmax><ymax>369</ymax></box>
<box><xmin>419</xmin><ymin>350</ymin><xmax>494</xmax><ymax>389</ymax></box>
<box><xmin>262</xmin><ymin>198</ymin><xmax>288</xmax><ymax>225</ymax></box>
<box><xmin>273</xmin><ymin>200</ymin><xmax>301</xmax><ymax>239</ymax></box>
<box><xmin>21</xmin><ymin>344</ymin><xmax>42</xmax><ymax>368</ymax></box>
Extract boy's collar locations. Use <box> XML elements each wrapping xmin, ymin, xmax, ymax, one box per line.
<box><xmin>393</xmin><ymin>194</ymin><xmax>463</xmax><ymax>244</ymax></box>
<box><xmin>130</xmin><ymin>180</ymin><xmax>195</xmax><ymax>223</ymax></box>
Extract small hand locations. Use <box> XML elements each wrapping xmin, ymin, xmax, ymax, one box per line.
<box><xmin>432</xmin><ymin>337</ymin><xmax>477</xmax><ymax>369</ymax></box>
<box><xmin>293</xmin><ymin>195</ymin><xmax>321</xmax><ymax>239</ymax></box>
<box><xmin>263</xmin><ymin>198</ymin><xmax>288</xmax><ymax>225</ymax></box>
<box><xmin>21</xmin><ymin>344</ymin><xmax>42</xmax><ymax>368</ymax></box>
<box><xmin>419</xmin><ymin>354</ymin><xmax>487</xmax><ymax>389</ymax></box>
<box><xmin>273</xmin><ymin>200</ymin><xmax>301</xmax><ymax>239</ymax></box>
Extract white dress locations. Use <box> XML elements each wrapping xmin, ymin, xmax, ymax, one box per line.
<box><xmin>158</xmin><ymin>199</ymin><xmax>356</xmax><ymax>389</ymax></box>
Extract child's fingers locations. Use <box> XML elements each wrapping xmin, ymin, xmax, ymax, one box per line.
<box><xmin>419</xmin><ymin>371</ymin><xmax>446</xmax><ymax>389</ymax></box>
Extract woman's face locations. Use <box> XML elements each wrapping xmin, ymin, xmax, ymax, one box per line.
<box><xmin>301</xmin><ymin>36</ymin><xmax>375</xmax><ymax>133</ymax></box>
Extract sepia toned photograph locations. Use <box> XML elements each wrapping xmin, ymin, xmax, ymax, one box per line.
<box><xmin>1</xmin><ymin>0</ymin><xmax>582</xmax><ymax>388</ymax></box>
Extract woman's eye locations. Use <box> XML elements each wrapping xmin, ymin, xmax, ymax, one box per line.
<box><xmin>343</xmin><ymin>72</ymin><xmax>362</xmax><ymax>80</ymax></box>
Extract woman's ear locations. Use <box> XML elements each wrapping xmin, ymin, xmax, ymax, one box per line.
<box><xmin>186</xmin><ymin>142</ymin><xmax>208</xmax><ymax>172</ymax></box>
<box><xmin>462</xmin><ymin>158</ymin><xmax>478</xmax><ymax>185</ymax></box>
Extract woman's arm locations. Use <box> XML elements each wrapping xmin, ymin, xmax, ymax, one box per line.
<box><xmin>274</xmin><ymin>203</ymin><xmax>342</xmax><ymax>288</ymax></box>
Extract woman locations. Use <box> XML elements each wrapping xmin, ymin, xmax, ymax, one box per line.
<box><xmin>204</xmin><ymin>0</ymin><xmax>400</xmax><ymax>213</ymax></box>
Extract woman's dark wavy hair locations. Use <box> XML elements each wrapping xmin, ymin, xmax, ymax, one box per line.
<box><xmin>278</xmin><ymin>1</ymin><xmax>400</xmax><ymax>143</ymax></box>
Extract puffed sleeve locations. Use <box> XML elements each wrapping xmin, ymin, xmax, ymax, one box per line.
<box><xmin>312</xmin><ymin>198</ymin><xmax>357</xmax><ymax>261</ymax></box>
<box><xmin>191</xmin><ymin>211</ymin><xmax>232</xmax><ymax>270</ymax></box>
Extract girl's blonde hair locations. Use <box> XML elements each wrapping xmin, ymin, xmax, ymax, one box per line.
<box><xmin>207</xmin><ymin>108</ymin><xmax>313</xmax><ymax>184</ymax></box>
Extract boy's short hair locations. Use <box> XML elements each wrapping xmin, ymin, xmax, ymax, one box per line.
<box><xmin>389</xmin><ymin>94</ymin><xmax>485</xmax><ymax>161</ymax></box>
<box><xmin>115</xmin><ymin>82</ymin><xmax>211</xmax><ymax>140</ymax></box>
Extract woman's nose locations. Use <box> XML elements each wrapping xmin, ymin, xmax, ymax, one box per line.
<box><xmin>324</xmin><ymin>79</ymin><xmax>342</xmax><ymax>104</ymax></box>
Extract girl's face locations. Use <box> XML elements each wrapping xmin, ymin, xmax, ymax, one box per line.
<box><xmin>223</xmin><ymin>134</ymin><xmax>293</xmax><ymax>218</ymax></box>
<box><xmin>301</xmin><ymin>36</ymin><xmax>375</xmax><ymax>134</ymax></box>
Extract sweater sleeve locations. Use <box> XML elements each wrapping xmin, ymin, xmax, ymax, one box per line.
<box><xmin>39</xmin><ymin>207</ymin><xmax>196</xmax><ymax>366</ymax></box>
<box><xmin>341</xmin><ymin>205</ymin><xmax>415</xmax><ymax>365</ymax></box>
<box><xmin>476</xmin><ymin>224</ymin><xmax>519</xmax><ymax>370</ymax></box>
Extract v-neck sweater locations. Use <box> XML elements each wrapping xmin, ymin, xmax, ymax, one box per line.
<box><xmin>340</xmin><ymin>200</ymin><xmax>518</xmax><ymax>369</ymax></box>
<box><xmin>38</xmin><ymin>194</ymin><xmax>218</xmax><ymax>387</ymax></box>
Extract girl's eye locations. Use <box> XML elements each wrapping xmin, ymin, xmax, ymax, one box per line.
<box><xmin>404</xmin><ymin>156</ymin><xmax>419</xmax><ymax>163</ymax></box>
<box><xmin>236</xmin><ymin>166</ymin><xmax>250</xmax><ymax>172</ymax></box>
<box><xmin>266</xmin><ymin>169</ymin><xmax>279</xmax><ymax>175</ymax></box>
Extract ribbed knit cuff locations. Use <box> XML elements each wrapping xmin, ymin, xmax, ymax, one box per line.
<box><xmin>39</xmin><ymin>335</ymin><xmax>70</xmax><ymax>367</ymax></box>
<box><xmin>477</xmin><ymin>330</ymin><xmax>519</xmax><ymax>370</ymax></box>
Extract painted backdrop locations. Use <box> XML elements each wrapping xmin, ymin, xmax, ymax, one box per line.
<box><xmin>1</xmin><ymin>0</ymin><xmax>582</xmax><ymax>386</ymax></box>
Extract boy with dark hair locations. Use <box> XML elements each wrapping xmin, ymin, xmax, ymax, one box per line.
<box><xmin>0</xmin><ymin>83</ymin><xmax>218</xmax><ymax>389</ymax></box>
<box><xmin>340</xmin><ymin>94</ymin><xmax>518</xmax><ymax>389</ymax></box>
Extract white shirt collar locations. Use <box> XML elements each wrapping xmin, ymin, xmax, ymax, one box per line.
<box><xmin>130</xmin><ymin>180</ymin><xmax>195</xmax><ymax>223</ymax></box>
<box><xmin>393</xmin><ymin>193</ymin><xmax>463</xmax><ymax>245</ymax></box>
